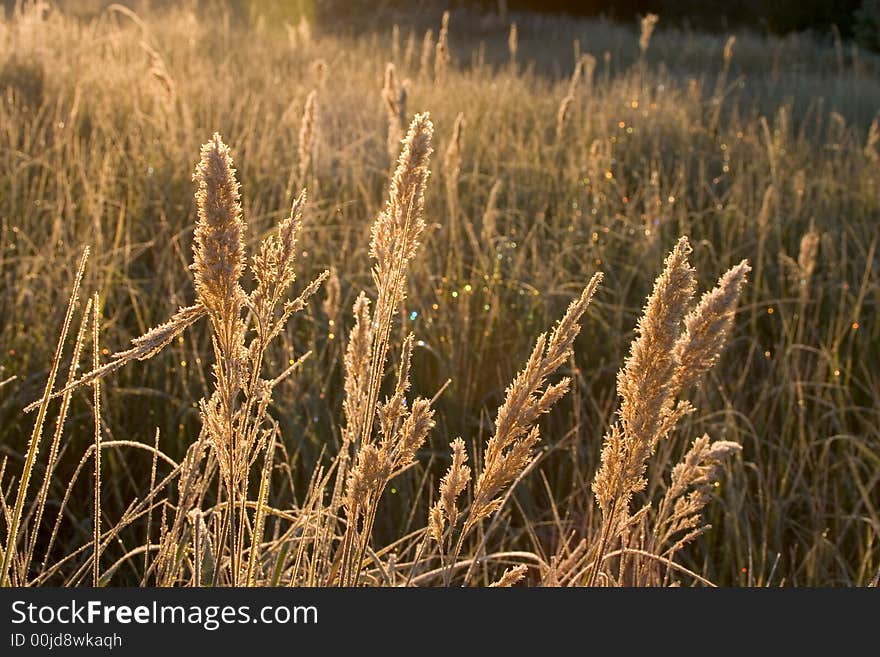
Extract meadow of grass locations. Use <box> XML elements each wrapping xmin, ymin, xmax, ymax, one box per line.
<box><xmin>0</xmin><ymin>2</ymin><xmax>878</xmax><ymax>586</ymax></box>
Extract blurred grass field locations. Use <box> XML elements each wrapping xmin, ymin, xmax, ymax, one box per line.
<box><xmin>0</xmin><ymin>1</ymin><xmax>878</xmax><ymax>585</ymax></box>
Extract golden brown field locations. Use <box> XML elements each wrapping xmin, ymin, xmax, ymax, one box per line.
<box><xmin>0</xmin><ymin>2</ymin><xmax>878</xmax><ymax>587</ymax></box>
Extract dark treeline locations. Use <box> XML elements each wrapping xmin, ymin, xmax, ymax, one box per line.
<box><xmin>442</xmin><ymin>0</ymin><xmax>867</xmax><ymax>37</ymax></box>
<box><xmin>10</xmin><ymin>1</ymin><xmax>877</xmax><ymax>45</ymax></box>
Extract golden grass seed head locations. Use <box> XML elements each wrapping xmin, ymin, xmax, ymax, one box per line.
<box><xmin>298</xmin><ymin>90</ymin><xmax>318</xmax><ymax>180</ymax></box>
<box><xmin>797</xmin><ymin>230</ymin><xmax>820</xmax><ymax>282</ymax></box>
<box><xmin>508</xmin><ymin>22</ymin><xmax>518</xmax><ymax>62</ymax></box>
<box><xmin>322</xmin><ymin>267</ymin><xmax>340</xmax><ymax>321</ymax></box>
<box><xmin>420</xmin><ymin>28</ymin><xmax>434</xmax><ymax>77</ymax></box>
<box><xmin>382</xmin><ymin>63</ymin><xmax>407</xmax><ymax>162</ymax></box>
<box><xmin>377</xmin><ymin>334</ymin><xmax>414</xmax><ymax>442</ymax></box>
<box><xmin>345</xmin><ymin>444</ymin><xmax>392</xmax><ymax>512</ymax></box>
<box><xmin>342</xmin><ymin>293</ymin><xmax>373</xmax><ymax>445</ymax></box>
<box><xmin>397</xmin><ymin>80</ymin><xmax>409</xmax><ymax>126</ymax></box>
<box><xmin>429</xmin><ymin>503</ymin><xmax>445</xmax><ymax>543</ymax></box>
<box><xmin>659</xmin><ymin>434</ymin><xmax>742</xmax><ymax>547</ymax></box>
<box><xmin>434</xmin><ymin>11</ymin><xmax>450</xmax><ymax>81</ymax></box>
<box><xmin>490</xmin><ymin>564</ymin><xmax>527</xmax><ymax>587</ymax></box>
<box><xmin>639</xmin><ymin>13</ymin><xmax>659</xmax><ymax>54</ymax></box>
<box><xmin>251</xmin><ymin>190</ymin><xmax>306</xmax><ymax>310</ymax></box>
<box><xmin>391</xmin><ymin>23</ymin><xmax>400</xmax><ymax>61</ymax></box>
<box><xmin>556</xmin><ymin>95</ymin><xmax>574</xmax><ymax>140</ymax></box>
<box><xmin>469</xmin><ymin>274</ymin><xmax>601</xmax><ymax>530</ymax></box>
<box><xmin>581</xmin><ymin>53</ymin><xmax>597</xmax><ymax>86</ymax></box>
<box><xmin>672</xmin><ymin>259</ymin><xmax>750</xmax><ymax>392</ymax></box>
<box><xmin>438</xmin><ymin>436</ymin><xmax>470</xmax><ymax>529</ymax></box>
<box><xmin>592</xmin><ymin>423</ymin><xmax>629</xmax><ymax>514</ymax></box>
<box><xmin>382</xmin><ymin>62</ymin><xmax>398</xmax><ymax>116</ymax></box>
<box><xmin>191</xmin><ymin>133</ymin><xmax>247</xmax><ymax>322</ymax></box>
<box><xmin>866</xmin><ymin>114</ymin><xmax>880</xmax><ymax>162</ymax></box>
<box><xmin>395</xmin><ymin>398</ymin><xmax>435</xmax><ymax>468</ymax></box>
<box><xmin>481</xmin><ymin>179</ymin><xmax>502</xmax><ymax>244</ymax></box>
<box><xmin>369</xmin><ymin>112</ymin><xmax>434</xmax><ymax>274</ymax></box>
<box><xmin>593</xmin><ymin>238</ymin><xmax>698</xmax><ymax>524</ymax></box>
<box><xmin>757</xmin><ymin>185</ymin><xmax>775</xmax><ymax>236</ymax></box>
<box><xmin>617</xmin><ymin>236</ymin><xmax>696</xmax><ymax>443</ymax></box>
<box><xmin>310</xmin><ymin>58</ymin><xmax>328</xmax><ymax>89</ymax></box>
<box><xmin>471</xmin><ymin>426</ymin><xmax>540</xmax><ymax>526</ymax></box>
<box><xmin>723</xmin><ymin>35</ymin><xmax>736</xmax><ymax>67</ymax></box>
<box><xmin>444</xmin><ymin>112</ymin><xmax>464</xmax><ymax>183</ymax></box>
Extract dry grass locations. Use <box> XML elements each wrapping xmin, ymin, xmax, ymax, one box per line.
<box><xmin>0</xmin><ymin>2</ymin><xmax>878</xmax><ymax>586</ymax></box>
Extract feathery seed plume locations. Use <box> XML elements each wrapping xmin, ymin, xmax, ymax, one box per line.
<box><xmin>556</xmin><ymin>57</ymin><xmax>585</xmax><ymax>140</ymax></box>
<box><xmin>490</xmin><ymin>564</ymin><xmax>528</xmax><ymax>587</ymax></box>
<box><xmin>434</xmin><ymin>11</ymin><xmax>450</xmax><ymax>81</ymax></box>
<box><xmin>369</xmin><ymin>112</ymin><xmax>434</xmax><ymax>281</ymax></box>
<box><xmin>298</xmin><ymin>90</ymin><xmax>318</xmax><ymax>181</ymax></box>
<box><xmin>797</xmin><ymin>230</ymin><xmax>820</xmax><ymax>285</ymax></box>
<box><xmin>672</xmin><ymin>259</ymin><xmax>751</xmax><ymax>391</ymax></box>
<box><xmin>192</xmin><ymin>133</ymin><xmax>247</xmax><ymax>326</ymax></box>
<box><xmin>382</xmin><ymin>63</ymin><xmax>408</xmax><ymax>164</ymax></box>
<box><xmin>430</xmin><ymin>436</ymin><xmax>471</xmax><ymax>541</ymax></box>
<box><xmin>391</xmin><ymin>23</ymin><xmax>400</xmax><ymax>62</ymax></box>
<box><xmin>723</xmin><ymin>35</ymin><xmax>736</xmax><ymax>69</ymax></box>
<box><xmin>468</xmin><ymin>274</ymin><xmax>602</xmax><ymax>530</ymax></box>
<box><xmin>866</xmin><ymin>114</ymin><xmax>880</xmax><ymax>162</ymax></box>
<box><xmin>444</xmin><ymin>112</ymin><xmax>464</xmax><ymax>191</ymax></box>
<box><xmin>652</xmin><ymin>434</ymin><xmax>742</xmax><ymax>557</ymax></box>
<box><xmin>342</xmin><ymin>293</ymin><xmax>373</xmax><ymax>446</ymax></box>
<box><xmin>591</xmin><ymin>237</ymin><xmax>749</xmax><ymax>585</ymax></box>
<box><xmin>420</xmin><ymin>29</ymin><xmax>434</xmax><ymax>78</ymax></box>
<box><xmin>639</xmin><ymin>13</ymin><xmax>659</xmax><ymax>55</ymax></box>
<box><xmin>508</xmin><ymin>22</ymin><xmax>518</xmax><ymax>66</ymax></box>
